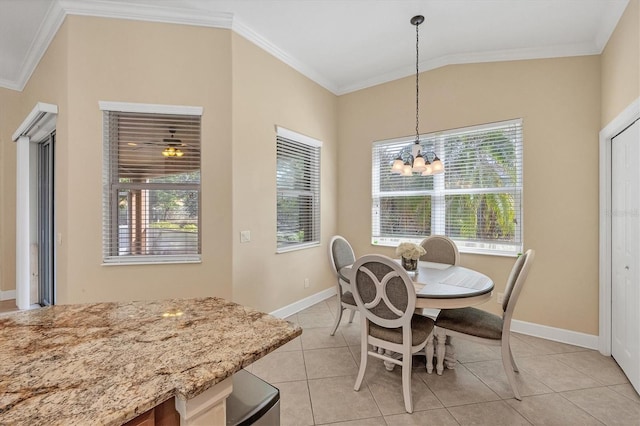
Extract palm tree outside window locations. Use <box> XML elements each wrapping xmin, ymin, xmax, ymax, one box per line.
<box><xmin>372</xmin><ymin>119</ymin><xmax>523</xmax><ymax>256</ymax></box>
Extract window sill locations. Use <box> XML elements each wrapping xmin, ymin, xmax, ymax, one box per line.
<box><xmin>276</xmin><ymin>241</ymin><xmax>320</xmax><ymax>254</ymax></box>
<box><xmin>102</xmin><ymin>255</ymin><xmax>202</xmax><ymax>266</ymax></box>
<box><xmin>371</xmin><ymin>239</ymin><xmax>521</xmax><ymax>258</ymax></box>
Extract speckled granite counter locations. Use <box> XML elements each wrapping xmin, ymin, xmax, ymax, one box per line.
<box><xmin>0</xmin><ymin>297</ymin><xmax>302</xmax><ymax>425</ymax></box>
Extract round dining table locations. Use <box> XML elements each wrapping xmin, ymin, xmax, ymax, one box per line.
<box><xmin>341</xmin><ymin>260</ymin><xmax>494</xmax><ymax>375</ymax></box>
<box><xmin>411</xmin><ymin>261</ymin><xmax>494</xmax><ymax>309</ymax></box>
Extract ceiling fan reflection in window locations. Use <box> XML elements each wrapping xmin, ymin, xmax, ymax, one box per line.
<box><xmin>162</xmin><ymin>128</ymin><xmax>184</xmax><ymax>157</ymax></box>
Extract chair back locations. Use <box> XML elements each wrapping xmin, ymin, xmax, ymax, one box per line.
<box><xmin>502</xmin><ymin>249</ymin><xmax>535</xmax><ymax>327</ymax></box>
<box><xmin>351</xmin><ymin>254</ymin><xmax>416</xmax><ymax>329</ymax></box>
<box><xmin>419</xmin><ymin>235</ymin><xmax>460</xmax><ymax>265</ymax></box>
<box><xmin>329</xmin><ymin>235</ymin><xmax>356</xmax><ymax>277</ymax></box>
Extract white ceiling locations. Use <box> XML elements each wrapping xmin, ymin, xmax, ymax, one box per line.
<box><xmin>0</xmin><ymin>0</ymin><xmax>630</xmax><ymax>95</ymax></box>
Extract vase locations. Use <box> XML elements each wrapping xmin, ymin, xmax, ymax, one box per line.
<box><xmin>401</xmin><ymin>256</ymin><xmax>417</xmax><ymax>271</ymax></box>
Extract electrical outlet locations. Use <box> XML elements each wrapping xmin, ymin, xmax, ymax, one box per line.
<box><xmin>240</xmin><ymin>230</ymin><xmax>251</xmax><ymax>243</ymax></box>
<box><xmin>497</xmin><ymin>292</ymin><xmax>504</xmax><ymax>304</ymax></box>
<box><xmin>304</xmin><ymin>278</ymin><xmax>310</xmax><ymax>288</ymax></box>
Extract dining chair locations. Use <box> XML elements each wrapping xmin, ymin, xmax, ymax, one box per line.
<box><xmin>419</xmin><ymin>235</ymin><xmax>460</xmax><ymax>265</ymax></box>
<box><xmin>434</xmin><ymin>249</ymin><xmax>535</xmax><ymax>400</ymax></box>
<box><xmin>351</xmin><ymin>254</ymin><xmax>435</xmax><ymax>413</ymax></box>
<box><xmin>328</xmin><ymin>235</ymin><xmax>358</xmax><ymax>336</ymax></box>
<box><xmin>417</xmin><ymin>235</ymin><xmax>459</xmax><ymax>358</ymax></box>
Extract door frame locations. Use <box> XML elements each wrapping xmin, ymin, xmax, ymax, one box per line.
<box><xmin>599</xmin><ymin>97</ymin><xmax>640</xmax><ymax>355</ymax></box>
<box><xmin>12</xmin><ymin>102</ymin><xmax>58</xmax><ymax>310</ymax></box>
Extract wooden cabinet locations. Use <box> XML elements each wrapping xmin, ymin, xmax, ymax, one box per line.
<box><xmin>124</xmin><ymin>398</ymin><xmax>179</xmax><ymax>426</ymax></box>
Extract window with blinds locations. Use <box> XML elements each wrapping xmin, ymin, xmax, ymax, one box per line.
<box><xmin>372</xmin><ymin>119</ymin><xmax>523</xmax><ymax>256</ymax></box>
<box><xmin>276</xmin><ymin>127</ymin><xmax>321</xmax><ymax>252</ymax></box>
<box><xmin>101</xmin><ymin>103</ymin><xmax>202</xmax><ymax>264</ymax></box>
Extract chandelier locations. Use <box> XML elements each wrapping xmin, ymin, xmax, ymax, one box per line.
<box><xmin>391</xmin><ymin>15</ymin><xmax>444</xmax><ymax>177</ymax></box>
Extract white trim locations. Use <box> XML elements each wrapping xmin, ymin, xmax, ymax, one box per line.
<box><xmin>269</xmin><ymin>287</ymin><xmax>335</xmax><ymax>319</ymax></box>
<box><xmin>13</xmin><ymin>103</ymin><xmax>59</xmax><ymax>311</ymax></box>
<box><xmin>2</xmin><ymin>0</ymin><xmax>628</xmax><ymax>95</ymax></box>
<box><xmin>59</xmin><ymin>0</ymin><xmax>232</xmax><ymax>29</ymax></box>
<box><xmin>511</xmin><ymin>319</ymin><xmax>599</xmax><ymax>350</ymax></box>
<box><xmin>599</xmin><ymin>98</ymin><xmax>640</xmax><ymax>356</ymax></box>
<box><xmin>0</xmin><ymin>290</ymin><xmax>16</xmax><ymax>301</ymax></box>
<box><xmin>336</xmin><ymin>43</ymin><xmax>603</xmax><ymax>95</ymax></box>
<box><xmin>12</xmin><ymin>102</ymin><xmax>58</xmax><ymax>141</ymax></box>
<box><xmin>9</xmin><ymin>0</ymin><xmax>66</xmax><ymax>92</ymax></box>
<box><xmin>98</xmin><ymin>101</ymin><xmax>203</xmax><ymax>116</ymax></box>
<box><xmin>276</xmin><ymin>126</ymin><xmax>323</xmax><ymax>148</ymax></box>
<box><xmin>279</xmin><ymin>290</ymin><xmax>599</xmax><ymax>349</ymax></box>
<box><xmin>232</xmin><ymin>18</ymin><xmax>337</xmax><ymax>94</ymax></box>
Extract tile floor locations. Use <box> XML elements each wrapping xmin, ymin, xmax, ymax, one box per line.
<box><xmin>246</xmin><ymin>298</ymin><xmax>640</xmax><ymax>426</ymax></box>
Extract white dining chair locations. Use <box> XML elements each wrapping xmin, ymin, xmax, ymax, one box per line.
<box><xmin>419</xmin><ymin>235</ymin><xmax>460</xmax><ymax>265</ymax></box>
<box><xmin>434</xmin><ymin>249</ymin><xmax>535</xmax><ymax>399</ymax></box>
<box><xmin>351</xmin><ymin>254</ymin><xmax>435</xmax><ymax>413</ymax></box>
<box><xmin>328</xmin><ymin>235</ymin><xmax>358</xmax><ymax>336</ymax></box>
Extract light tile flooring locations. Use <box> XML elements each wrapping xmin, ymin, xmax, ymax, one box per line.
<box><xmin>245</xmin><ymin>299</ymin><xmax>640</xmax><ymax>426</ymax></box>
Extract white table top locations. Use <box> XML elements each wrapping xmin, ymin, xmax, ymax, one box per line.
<box><xmin>340</xmin><ymin>260</ymin><xmax>494</xmax><ymax>309</ymax></box>
<box><xmin>412</xmin><ymin>261</ymin><xmax>494</xmax><ymax>309</ymax></box>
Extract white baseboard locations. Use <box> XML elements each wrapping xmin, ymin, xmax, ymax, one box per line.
<box><xmin>511</xmin><ymin>319</ymin><xmax>599</xmax><ymax>350</ymax></box>
<box><xmin>0</xmin><ymin>290</ymin><xmax>16</xmax><ymax>301</ymax></box>
<box><xmin>270</xmin><ymin>287</ymin><xmax>336</xmax><ymax>319</ymax></box>
<box><xmin>271</xmin><ymin>290</ymin><xmax>599</xmax><ymax>350</ymax></box>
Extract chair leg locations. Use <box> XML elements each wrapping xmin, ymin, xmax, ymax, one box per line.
<box><xmin>425</xmin><ymin>333</ymin><xmax>435</xmax><ymax>374</ymax></box>
<box><xmin>330</xmin><ymin>294</ymin><xmax>343</xmax><ymax>336</ymax></box>
<box><xmin>347</xmin><ymin>308</ymin><xmax>356</xmax><ymax>323</ymax></box>
<box><xmin>402</xmin><ymin>347</ymin><xmax>413</xmax><ymax>413</ymax></box>
<box><xmin>501</xmin><ymin>341</ymin><xmax>522</xmax><ymax>400</ymax></box>
<box><xmin>435</xmin><ymin>328</ymin><xmax>447</xmax><ymax>375</ymax></box>
<box><xmin>354</xmin><ymin>323</ymin><xmax>369</xmax><ymax>391</ymax></box>
<box><xmin>509</xmin><ymin>344</ymin><xmax>519</xmax><ymax>373</ymax></box>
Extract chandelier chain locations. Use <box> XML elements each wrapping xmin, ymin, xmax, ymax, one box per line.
<box><xmin>415</xmin><ymin>19</ymin><xmax>420</xmax><ymax>144</ymax></box>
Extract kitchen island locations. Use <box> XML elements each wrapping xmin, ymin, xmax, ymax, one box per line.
<box><xmin>0</xmin><ymin>297</ymin><xmax>302</xmax><ymax>425</ymax></box>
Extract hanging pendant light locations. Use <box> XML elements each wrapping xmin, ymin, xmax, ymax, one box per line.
<box><xmin>390</xmin><ymin>15</ymin><xmax>444</xmax><ymax>176</ymax></box>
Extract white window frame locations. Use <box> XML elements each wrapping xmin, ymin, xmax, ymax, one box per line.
<box><xmin>276</xmin><ymin>126</ymin><xmax>322</xmax><ymax>253</ymax></box>
<box><xmin>100</xmin><ymin>101</ymin><xmax>203</xmax><ymax>265</ymax></box>
<box><xmin>372</xmin><ymin>119</ymin><xmax>523</xmax><ymax>257</ymax></box>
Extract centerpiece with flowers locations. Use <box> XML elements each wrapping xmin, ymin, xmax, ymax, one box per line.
<box><xmin>395</xmin><ymin>242</ymin><xmax>426</xmax><ymax>271</ymax></box>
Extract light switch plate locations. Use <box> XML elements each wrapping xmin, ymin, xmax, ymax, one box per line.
<box><xmin>240</xmin><ymin>230</ymin><xmax>251</xmax><ymax>243</ymax></box>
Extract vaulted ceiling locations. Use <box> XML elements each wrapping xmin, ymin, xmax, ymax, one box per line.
<box><xmin>0</xmin><ymin>0</ymin><xmax>630</xmax><ymax>95</ymax></box>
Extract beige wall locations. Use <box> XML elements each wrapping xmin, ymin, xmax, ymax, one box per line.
<box><xmin>0</xmin><ymin>3</ymin><xmax>636</xmax><ymax>331</ymax></box>
<box><xmin>61</xmin><ymin>16</ymin><xmax>234</xmax><ymax>303</ymax></box>
<box><xmin>0</xmin><ymin>22</ymin><xmax>70</xmax><ymax>295</ymax></box>
<box><xmin>1</xmin><ymin>16</ymin><xmax>234</xmax><ymax>304</ymax></box>
<box><xmin>0</xmin><ymin>87</ymin><xmax>20</xmax><ymax>293</ymax></box>
<box><xmin>231</xmin><ymin>34</ymin><xmax>339</xmax><ymax>312</ymax></box>
<box><xmin>601</xmin><ymin>0</ymin><xmax>640</xmax><ymax>127</ymax></box>
<box><xmin>338</xmin><ymin>56</ymin><xmax>602</xmax><ymax>334</ymax></box>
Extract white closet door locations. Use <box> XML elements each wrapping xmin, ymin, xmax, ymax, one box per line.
<box><xmin>611</xmin><ymin>118</ymin><xmax>640</xmax><ymax>393</ymax></box>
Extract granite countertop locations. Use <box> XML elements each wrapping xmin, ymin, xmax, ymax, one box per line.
<box><xmin>0</xmin><ymin>297</ymin><xmax>302</xmax><ymax>425</ymax></box>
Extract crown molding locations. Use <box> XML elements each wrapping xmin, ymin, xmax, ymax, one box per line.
<box><xmin>594</xmin><ymin>0</ymin><xmax>629</xmax><ymax>51</ymax></box>
<box><xmin>336</xmin><ymin>41</ymin><xmax>602</xmax><ymax>95</ymax></box>
<box><xmin>3</xmin><ymin>0</ymin><xmax>628</xmax><ymax>95</ymax></box>
<box><xmin>9</xmin><ymin>0</ymin><xmax>233</xmax><ymax>92</ymax></box>
<box><xmin>231</xmin><ymin>17</ymin><xmax>337</xmax><ymax>94</ymax></box>
<box><xmin>13</xmin><ymin>0</ymin><xmax>66</xmax><ymax>92</ymax></box>
<box><xmin>58</xmin><ymin>0</ymin><xmax>232</xmax><ymax>28</ymax></box>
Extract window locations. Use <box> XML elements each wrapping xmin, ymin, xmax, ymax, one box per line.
<box><xmin>276</xmin><ymin>127</ymin><xmax>321</xmax><ymax>252</ymax></box>
<box><xmin>100</xmin><ymin>102</ymin><xmax>203</xmax><ymax>264</ymax></box>
<box><xmin>372</xmin><ymin>119</ymin><xmax>523</xmax><ymax>256</ymax></box>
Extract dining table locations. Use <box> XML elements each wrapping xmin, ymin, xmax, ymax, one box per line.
<box><xmin>410</xmin><ymin>260</ymin><xmax>494</xmax><ymax>374</ymax></box>
<box><xmin>340</xmin><ymin>260</ymin><xmax>494</xmax><ymax>375</ymax></box>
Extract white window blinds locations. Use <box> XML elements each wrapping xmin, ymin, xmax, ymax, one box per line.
<box><xmin>372</xmin><ymin>119</ymin><xmax>523</xmax><ymax>256</ymax></box>
<box><xmin>276</xmin><ymin>127</ymin><xmax>321</xmax><ymax>252</ymax></box>
<box><xmin>102</xmin><ymin>107</ymin><xmax>202</xmax><ymax>264</ymax></box>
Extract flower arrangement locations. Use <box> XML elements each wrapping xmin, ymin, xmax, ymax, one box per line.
<box><xmin>395</xmin><ymin>242</ymin><xmax>426</xmax><ymax>260</ymax></box>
